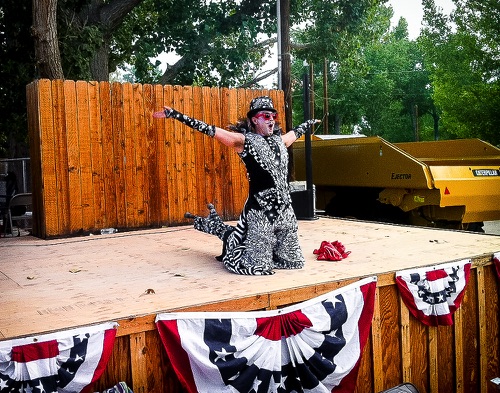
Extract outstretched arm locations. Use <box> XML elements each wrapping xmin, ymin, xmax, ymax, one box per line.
<box><xmin>153</xmin><ymin>107</ymin><xmax>245</xmax><ymax>152</ymax></box>
<box><xmin>281</xmin><ymin>119</ymin><xmax>321</xmax><ymax>147</ymax></box>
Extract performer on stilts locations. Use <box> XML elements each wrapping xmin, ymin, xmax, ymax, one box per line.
<box><xmin>153</xmin><ymin>96</ymin><xmax>319</xmax><ymax>275</ymax></box>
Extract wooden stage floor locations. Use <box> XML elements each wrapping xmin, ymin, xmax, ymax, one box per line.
<box><xmin>1</xmin><ymin>217</ymin><xmax>500</xmax><ymax>341</ymax></box>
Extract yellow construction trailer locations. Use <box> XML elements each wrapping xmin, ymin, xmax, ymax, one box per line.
<box><xmin>292</xmin><ymin>136</ymin><xmax>500</xmax><ymax>231</ymax></box>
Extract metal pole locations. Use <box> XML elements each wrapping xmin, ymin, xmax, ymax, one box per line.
<box><xmin>22</xmin><ymin>159</ymin><xmax>28</xmax><ymax>193</ymax></box>
<box><xmin>323</xmin><ymin>58</ymin><xmax>329</xmax><ymax>134</ymax></box>
<box><xmin>303</xmin><ymin>63</ymin><xmax>315</xmax><ymax>219</ymax></box>
<box><xmin>277</xmin><ymin>0</ymin><xmax>282</xmax><ymax>90</ymax></box>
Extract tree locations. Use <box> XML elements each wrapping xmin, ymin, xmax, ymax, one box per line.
<box><xmin>32</xmin><ymin>0</ymin><xmax>64</xmax><ymax>79</ymax></box>
<box><xmin>2</xmin><ymin>0</ymin><xmax>279</xmax><ymax>156</ymax></box>
<box><xmin>3</xmin><ymin>0</ymin><xmax>390</xmax><ymax>155</ymax></box>
<box><xmin>49</xmin><ymin>0</ymin><xmax>278</xmax><ymax>84</ymax></box>
<box><xmin>56</xmin><ymin>0</ymin><xmax>146</xmax><ymax>81</ymax></box>
<box><xmin>290</xmin><ymin>2</ymin><xmax>437</xmax><ymax>142</ymax></box>
<box><xmin>0</xmin><ymin>0</ymin><xmax>35</xmax><ymax>157</ymax></box>
<box><xmin>289</xmin><ymin>0</ymin><xmax>391</xmax><ymax>132</ymax></box>
<box><xmin>420</xmin><ymin>0</ymin><xmax>500</xmax><ymax>145</ymax></box>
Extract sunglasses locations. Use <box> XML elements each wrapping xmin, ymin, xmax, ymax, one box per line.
<box><xmin>255</xmin><ymin>112</ymin><xmax>278</xmax><ymax>120</ymax></box>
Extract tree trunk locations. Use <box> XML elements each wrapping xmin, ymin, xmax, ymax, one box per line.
<box><xmin>90</xmin><ymin>40</ymin><xmax>111</xmax><ymax>81</ymax></box>
<box><xmin>279</xmin><ymin>0</ymin><xmax>292</xmax><ymax>133</ymax></box>
<box><xmin>32</xmin><ymin>0</ymin><xmax>64</xmax><ymax>79</ymax></box>
<box><xmin>84</xmin><ymin>0</ymin><xmax>143</xmax><ymax>80</ymax></box>
<box><xmin>278</xmin><ymin>0</ymin><xmax>296</xmax><ymax>181</ymax></box>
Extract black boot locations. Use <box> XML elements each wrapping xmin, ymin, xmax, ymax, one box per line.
<box><xmin>185</xmin><ymin>203</ymin><xmax>233</xmax><ymax>240</ymax></box>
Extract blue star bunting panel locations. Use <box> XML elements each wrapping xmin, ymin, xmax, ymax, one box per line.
<box><xmin>155</xmin><ymin>276</ymin><xmax>377</xmax><ymax>393</ymax></box>
<box><xmin>396</xmin><ymin>259</ymin><xmax>471</xmax><ymax>326</ymax></box>
<box><xmin>0</xmin><ymin>322</ymin><xmax>117</xmax><ymax>393</ymax></box>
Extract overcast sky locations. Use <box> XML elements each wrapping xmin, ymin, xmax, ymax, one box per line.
<box><xmin>389</xmin><ymin>0</ymin><xmax>455</xmax><ymax>39</ymax></box>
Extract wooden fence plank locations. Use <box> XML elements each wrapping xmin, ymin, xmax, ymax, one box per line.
<box><xmin>437</xmin><ymin>325</ymin><xmax>455</xmax><ymax>393</ymax></box>
<box><xmin>153</xmin><ymin>84</ymin><xmax>168</xmax><ymax>226</ymax></box>
<box><xmin>211</xmin><ymin>87</ymin><xmax>225</xmax><ymax>213</ymax></box>
<box><xmin>201</xmin><ymin>87</ymin><xmax>218</xmax><ymax>210</ymax></box>
<box><xmin>410</xmin><ymin>314</ymin><xmax>428</xmax><ymax>393</ymax></box>
<box><xmin>380</xmin><ymin>285</ymin><xmax>402</xmax><ymax>389</ymax></box>
<box><xmin>182</xmin><ymin>85</ymin><xmax>197</xmax><ymax>221</ymax></box>
<box><xmin>230</xmin><ymin>87</ymin><xmax>248</xmax><ymax>212</ymax></box>
<box><xmin>111</xmin><ymin>82</ymin><xmax>127</xmax><ymax>228</ymax></box>
<box><xmin>269</xmin><ymin>89</ymin><xmax>283</xmax><ymax>123</ymax></box>
<box><xmin>372</xmin><ymin>287</ymin><xmax>384</xmax><ymax>392</ymax></box>
<box><xmin>99</xmin><ymin>81</ymin><xmax>117</xmax><ymax>229</ymax></box>
<box><xmin>174</xmin><ymin>85</ymin><xmax>188</xmax><ymax>220</ymax></box>
<box><xmin>454</xmin><ymin>305</ymin><xmax>465</xmax><ymax>393</ymax></box>
<box><xmin>163</xmin><ymin>85</ymin><xmax>177</xmax><ymax>223</ymax></box>
<box><xmin>130</xmin><ymin>332</ymin><xmax>148</xmax><ymax>393</ymax></box>
<box><xmin>191</xmin><ymin>86</ymin><xmax>206</xmax><ymax>215</ymax></box>
<box><xmin>399</xmin><ymin>298</ymin><xmax>412</xmax><ymax>383</ymax></box>
<box><xmin>27</xmin><ymin>81</ymin><xmax>45</xmax><ymax>237</ymax></box>
<box><xmin>37</xmin><ymin>80</ymin><xmax>59</xmax><ymax>237</ymax></box>
<box><xmin>88</xmin><ymin>81</ymin><xmax>105</xmax><ymax>229</ymax></box>
<box><xmin>477</xmin><ymin>267</ymin><xmax>488</xmax><ymax>393</ymax></box>
<box><xmin>221</xmin><ymin>87</ymin><xmax>236</xmax><ymax>214</ymax></box>
<box><xmin>132</xmin><ymin>83</ymin><xmax>147</xmax><ymax>227</ymax></box>
<box><xmin>76</xmin><ymin>80</ymin><xmax>94</xmax><ymax>231</ymax></box>
<box><xmin>172</xmin><ymin>85</ymin><xmax>186</xmax><ymax>222</ymax></box>
<box><xmin>462</xmin><ymin>271</ymin><xmax>479</xmax><ymax>392</ymax></box>
<box><xmin>428</xmin><ymin>327</ymin><xmax>439</xmax><ymax>392</ymax></box>
<box><xmin>51</xmin><ymin>80</ymin><xmax>70</xmax><ymax>235</ymax></box>
<box><xmin>63</xmin><ymin>80</ymin><xmax>84</xmax><ymax>233</ymax></box>
<box><xmin>484</xmin><ymin>264</ymin><xmax>500</xmax><ymax>390</ymax></box>
<box><xmin>231</xmin><ymin>88</ymin><xmax>245</xmax><ymax>213</ymax></box>
<box><xmin>122</xmin><ymin>83</ymin><xmax>137</xmax><ymax>227</ymax></box>
<box><xmin>143</xmin><ymin>83</ymin><xmax>158</xmax><ymax>227</ymax></box>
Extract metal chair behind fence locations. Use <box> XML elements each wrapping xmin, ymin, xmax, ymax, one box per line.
<box><xmin>3</xmin><ymin>193</ymin><xmax>32</xmax><ymax>237</ymax></box>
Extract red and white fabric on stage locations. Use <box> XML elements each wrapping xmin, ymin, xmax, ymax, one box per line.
<box><xmin>0</xmin><ymin>322</ymin><xmax>117</xmax><ymax>393</ymax></box>
<box><xmin>493</xmin><ymin>252</ymin><xmax>500</xmax><ymax>279</ymax></box>
<box><xmin>396</xmin><ymin>259</ymin><xmax>471</xmax><ymax>326</ymax></box>
<box><xmin>313</xmin><ymin>241</ymin><xmax>351</xmax><ymax>261</ymax></box>
<box><xmin>156</xmin><ymin>276</ymin><xmax>377</xmax><ymax>393</ymax></box>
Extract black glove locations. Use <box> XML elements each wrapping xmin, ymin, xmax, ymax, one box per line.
<box><xmin>292</xmin><ymin>119</ymin><xmax>318</xmax><ymax>139</ymax></box>
<box><xmin>165</xmin><ymin>108</ymin><xmax>216</xmax><ymax>138</ymax></box>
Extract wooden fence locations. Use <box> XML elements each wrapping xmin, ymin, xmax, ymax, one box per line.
<box><xmin>91</xmin><ymin>257</ymin><xmax>499</xmax><ymax>393</ymax></box>
<box><xmin>26</xmin><ymin>80</ymin><xmax>285</xmax><ymax>238</ymax></box>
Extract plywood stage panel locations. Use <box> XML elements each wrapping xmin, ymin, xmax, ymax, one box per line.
<box><xmin>1</xmin><ymin>217</ymin><xmax>499</xmax><ymax>340</ymax></box>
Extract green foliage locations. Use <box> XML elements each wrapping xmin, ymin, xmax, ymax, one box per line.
<box><xmin>117</xmin><ymin>0</ymin><xmax>278</xmax><ymax>86</ymax></box>
<box><xmin>290</xmin><ymin>1</ymin><xmax>390</xmax><ymax>129</ymax></box>
<box><xmin>294</xmin><ymin>0</ymin><xmax>389</xmax><ymax>63</ymax></box>
<box><xmin>0</xmin><ymin>0</ymin><xmax>35</xmax><ymax>157</ymax></box>
<box><xmin>420</xmin><ymin>0</ymin><xmax>500</xmax><ymax>145</ymax></box>
<box><xmin>291</xmin><ymin>2</ymin><xmax>435</xmax><ymax>143</ymax></box>
<box><xmin>59</xmin><ymin>23</ymin><xmax>104</xmax><ymax>80</ymax></box>
<box><xmin>3</xmin><ymin>0</ymin><xmax>499</xmax><ymax>156</ymax></box>
<box><xmin>157</xmin><ymin>0</ymin><xmax>276</xmax><ymax>86</ymax></box>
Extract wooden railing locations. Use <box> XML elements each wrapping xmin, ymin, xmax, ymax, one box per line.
<box><xmin>26</xmin><ymin>80</ymin><xmax>285</xmax><ymax>238</ymax></box>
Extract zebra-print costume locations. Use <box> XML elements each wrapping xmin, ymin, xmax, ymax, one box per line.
<box><xmin>190</xmin><ymin>130</ymin><xmax>305</xmax><ymax>275</ymax></box>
